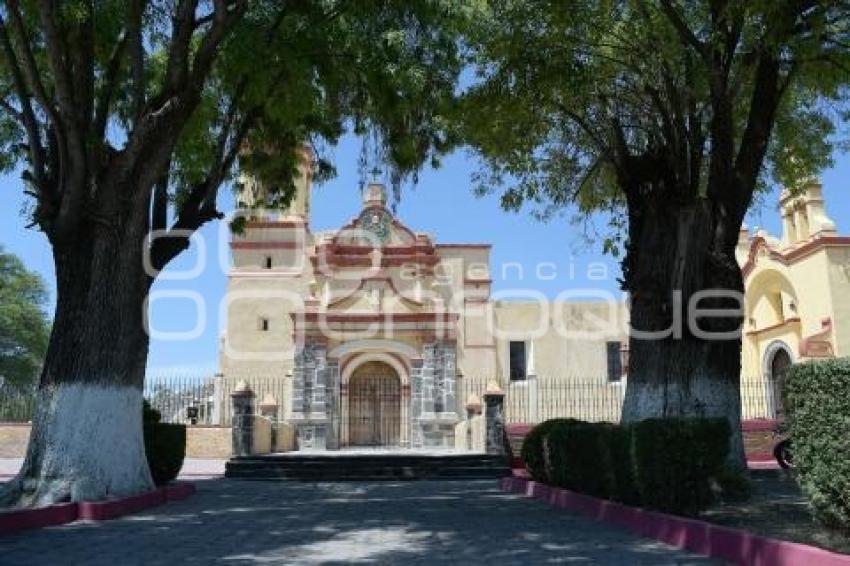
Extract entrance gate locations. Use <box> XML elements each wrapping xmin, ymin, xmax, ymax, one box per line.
<box><xmin>348</xmin><ymin>361</ymin><xmax>401</xmax><ymax>446</ymax></box>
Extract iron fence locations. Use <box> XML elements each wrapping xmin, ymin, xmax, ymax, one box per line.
<box><xmin>0</xmin><ymin>374</ymin><xmax>782</xmax><ymax>425</ymax></box>
<box><xmin>144</xmin><ymin>375</ymin><xmax>290</xmax><ymax>426</ymax></box>
<box><xmin>0</xmin><ymin>384</ymin><xmax>36</xmax><ymax>422</ymax></box>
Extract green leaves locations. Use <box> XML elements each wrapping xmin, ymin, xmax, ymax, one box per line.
<box><xmin>458</xmin><ymin>0</ymin><xmax>850</xmax><ymax>249</ymax></box>
<box><xmin>0</xmin><ymin>247</ymin><xmax>50</xmax><ymax>388</ymax></box>
<box><xmin>0</xmin><ymin>1</ymin><xmax>474</xmax><ymax>256</ymax></box>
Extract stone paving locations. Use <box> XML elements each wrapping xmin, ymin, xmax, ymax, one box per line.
<box><xmin>0</xmin><ymin>479</ymin><xmax>720</xmax><ymax>565</ymax></box>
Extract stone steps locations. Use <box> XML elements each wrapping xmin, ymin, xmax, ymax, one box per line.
<box><xmin>224</xmin><ymin>453</ymin><xmax>510</xmax><ymax>481</ymax></box>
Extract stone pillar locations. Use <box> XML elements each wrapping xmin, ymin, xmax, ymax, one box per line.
<box><xmin>291</xmin><ymin>343</ymin><xmax>332</xmax><ymax>449</ymax></box>
<box><xmin>465</xmin><ymin>394</ymin><xmax>482</xmax><ymax>451</ymax></box>
<box><xmin>483</xmin><ymin>381</ymin><xmax>506</xmax><ymax>456</ymax></box>
<box><xmin>325</xmin><ymin>359</ymin><xmax>340</xmax><ymax>450</ymax></box>
<box><xmin>413</xmin><ymin>342</ymin><xmax>459</xmax><ymax>448</ymax></box>
<box><xmin>231</xmin><ymin>381</ymin><xmax>256</xmax><ymax>457</ymax></box>
<box><xmin>410</xmin><ymin>358</ymin><xmax>424</xmax><ymax>448</ymax></box>
<box><xmin>258</xmin><ymin>392</ymin><xmax>278</xmax><ymax>453</ymax></box>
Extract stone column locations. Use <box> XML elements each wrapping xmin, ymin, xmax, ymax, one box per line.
<box><xmin>325</xmin><ymin>359</ymin><xmax>340</xmax><ymax>450</ymax></box>
<box><xmin>465</xmin><ymin>394</ymin><xmax>482</xmax><ymax>451</ymax></box>
<box><xmin>483</xmin><ymin>381</ymin><xmax>506</xmax><ymax>456</ymax></box>
<box><xmin>231</xmin><ymin>381</ymin><xmax>256</xmax><ymax>457</ymax></box>
<box><xmin>291</xmin><ymin>343</ymin><xmax>331</xmax><ymax>449</ymax></box>
<box><xmin>258</xmin><ymin>392</ymin><xmax>278</xmax><ymax>453</ymax></box>
<box><xmin>410</xmin><ymin>358</ymin><xmax>424</xmax><ymax>448</ymax></box>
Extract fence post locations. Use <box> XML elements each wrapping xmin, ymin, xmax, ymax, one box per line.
<box><xmin>483</xmin><ymin>381</ymin><xmax>506</xmax><ymax>456</ymax></box>
<box><xmin>231</xmin><ymin>381</ymin><xmax>256</xmax><ymax>457</ymax></box>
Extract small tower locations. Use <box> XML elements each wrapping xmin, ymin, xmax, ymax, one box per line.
<box><xmin>780</xmin><ymin>179</ymin><xmax>836</xmax><ymax>246</ymax></box>
<box><xmin>238</xmin><ymin>145</ymin><xmax>314</xmax><ymax>221</ymax></box>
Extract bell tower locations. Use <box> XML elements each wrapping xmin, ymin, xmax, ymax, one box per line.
<box><xmin>237</xmin><ymin>144</ymin><xmax>313</xmax><ymax>221</ymax></box>
<box><xmin>780</xmin><ymin>179</ymin><xmax>836</xmax><ymax>246</ymax></box>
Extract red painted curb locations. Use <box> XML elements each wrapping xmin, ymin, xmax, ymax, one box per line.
<box><xmin>501</xmin><ymin>477</ymin><xmax>850</xmax><ymax>566</ymax></box>
<box><xmin>77</xmin><ymin>489</ymin><xmax>166</xmax><ymax>521</ymax></box>
<box><xmin>0</xmin><ymin>482</ymin><xmax>196</xmax><ymax>535</ymax></box>
<box><xmin>0</xmin><ymin>502</ymin><xmax>78</xmax><ymax>534</ymax></box>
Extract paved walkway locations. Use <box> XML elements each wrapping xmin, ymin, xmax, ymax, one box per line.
<box><xmin>0</xmin><ymin>480</ymin><xmax>718</xmax><ymax>565</ymax></box>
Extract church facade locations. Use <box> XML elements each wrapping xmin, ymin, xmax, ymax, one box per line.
<box><xmin>737</xmin><ymin>180</ymin><xmax>850</xmax><ymax>417</ymax></box>
<box><xmin>219</xmin><ymin>152</ymin><xmax>849</xmax><ymax>449</ymax></box>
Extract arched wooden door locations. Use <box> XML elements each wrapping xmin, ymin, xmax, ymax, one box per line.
<box><xmin>348</xmin><ymin>361</ymin><xmax>401</xmax><ymax>447</ymax></box>
<box><xmin>769</xmin><ymin>348</ymin><xmax>791</xmax><ymax>418</ymax></box>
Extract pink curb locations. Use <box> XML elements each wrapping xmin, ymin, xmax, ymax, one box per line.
<box><xmin>0</xmin><ymin>482</ymin><xmax>196</xmax><ymax>535</ymax></box>
<box><xmin>77</xmin><ymin>489</ymin><xmax>166</xmax><ymax>521</ymax></box>
<box><xmin>500</xmin><ymin>477</ymin><xmax>850</xmax><ymax>566</ymax></box>
<box><xmin>0</xmin><ymin>502</ymin><xmax>78</xmax><ymax>534</ymax></box>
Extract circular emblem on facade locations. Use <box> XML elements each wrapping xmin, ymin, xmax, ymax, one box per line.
<box><xmin>359</xmin><ymin>208</ymin><xmax>391</xmax><ymax>244</ymax></box>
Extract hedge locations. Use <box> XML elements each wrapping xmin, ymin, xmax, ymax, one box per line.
<box><xmin>784</xmin><ymin>358</ymin><xmax>850</xmax><ymax>534</ymax></box>
<box><xmin>631</xmin><ymin>418</ymin><xmax>730</xmax><ymax>515</ymax></box>
<box><xmin>521</xmin><ymin>416</ymin><xmax>730</xmax><ymax>515</ymax></box>
<box><xmin>142</xmin><ymin>400</ymin><xmax>186</xmax><ymax>486</ymax></box>
<box><xmin>520</xmin><ymin>418</ymin><xmax>580</xmax><ymax>484</ymax></box>
<box><xmin>547</xmin><ymin>421</ymin><xmax>616</xmax><ymax>499</ymax></box>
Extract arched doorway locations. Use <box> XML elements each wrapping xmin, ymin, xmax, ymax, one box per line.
<box><xmin>766</xmin><ymin>343</ymin><xmax>792</xmax><ymax>418</ymax></box>
<box><xmin>348</xmin><ymin>361</ymin><xmax>401</xmax><ymax>447</ymax></box>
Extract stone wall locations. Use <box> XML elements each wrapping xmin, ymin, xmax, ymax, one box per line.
<box><xmin>0</xmin><ymin>423</ymin><xmax>232</xmax><ymax>459</ymax></box>
<box><xmin>0</xmin><ymin>424</ymin><xmax>31</xmax><ymax>457</ymax></box>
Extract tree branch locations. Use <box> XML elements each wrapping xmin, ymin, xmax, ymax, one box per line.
<box><xmin>659</xmin><ymin>0</ymin><xmax>711</xmax><ymax>63</ymax></box>
<box><xmin>0</xmin><ymin>13</ymin><xmax>50</xmax><ymax>207</ymax></box>
<box><xmin>128</xmin><ymin>0</ymin><xmax>147</xmax><ymax>123</ymax></box>
<box><xmin>94</xmin><ymin>30</ymin><xmax>128</xmax><ymax>139</ymax></box>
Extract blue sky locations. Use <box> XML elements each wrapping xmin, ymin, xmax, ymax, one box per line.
<box><xmin>1</xmin><ymin>134</ymin><xmax>847</xmax><ymax>377</ymax></box>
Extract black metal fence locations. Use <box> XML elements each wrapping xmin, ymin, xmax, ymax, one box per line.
<box><xmin>0</xmin><ymin>374</ymin><xmax>781</xmax><ymax>425</ymax></box>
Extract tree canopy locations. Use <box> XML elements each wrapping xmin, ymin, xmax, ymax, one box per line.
<box><xmin>0</xmin><ymin>0</ymin><xmax>476</xmax><ymax>269</ymax></box>
<box><xmin>0</xmin><ymin>246</ymin><xmax>49</xmax><ymax>388</ymax></box>
<box><xmin>460</xmin><ymin>0</ymin><xmax>850</xmax><ymax>255</ymax></box>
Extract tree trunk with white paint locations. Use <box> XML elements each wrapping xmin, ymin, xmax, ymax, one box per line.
<box><xmin>0</xmin><ymin>217</ymin><xmax>155</xmax><ymax>507</ymax></box>
<box><xmin>621</xmin><ymin>197</ymin><xmax>747</xmax><ymax>472</ymax></box>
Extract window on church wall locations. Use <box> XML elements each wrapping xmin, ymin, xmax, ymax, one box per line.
<box><xmin>606</xmin><ymin>341</ymin><xmax>624</xmax><ymax>382</ymax></box>
<box><xmin>258</xmin><ymin>317</ymin><xmax>269</xmax><ymax>332</ymax></box>
<box><xmin>509</xmin><ymin>341</ymin><xmax>527</xmax><ymax>381</ymax></box>
<box><xmin>264</xmin><ymin>256</ymin><xmax>273</xmax><ymax>269</ymax></box>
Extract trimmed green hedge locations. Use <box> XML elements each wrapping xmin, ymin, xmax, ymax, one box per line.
<box><xmin>631</xmin><ymin>418</ymin><xmax>730</xmax><ymax>515</ymax></box>
<box><xmin>547</xmin><ymin>421</ymin><xmax>616</xmax><ymax>499</ymax></box>
<box><xmin>785</xmin><ymin>358</ymin><xmax>850</xmax><ymax>534</ymax></box>
<box><xmin>521</xmin><ymin>417</ymin><xmax>730</xmax><ymax>515</ymax></box>
<box><xmin>142</xmin><ymin>400</ymin><xmax>186</xmax><ymax>486</ymax></box>
<box><xmin>520</xmin><ymin>418</ymin><xmax>580</xmax><ymax>483</ymax></box>
<box><xmin>144</xmin><ymin>423</ymin><xmax>186</xmax><ymax>486</ymax></box>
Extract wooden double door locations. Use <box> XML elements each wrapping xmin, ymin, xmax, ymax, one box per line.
<box><xmin>348</xmin><ymin>362</ymin><xmax>401</xmax><ymax>447</ymax></box>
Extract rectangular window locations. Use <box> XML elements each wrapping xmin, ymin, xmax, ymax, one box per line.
<box><xmin>509</xmin><ymin>341</ymin><xmax>527</xmax><ymax>381</ymax></box>
<box><xmin>264</xmin><ymin>256</ymin><xmax>273</xmax><ymax>269</ymax></box>
<box><xmin>259</xmin><ymin>318</ymin><xmax>269</xmax><ymax>332</ymax></box>
<box><xmin>607</xmin><ymin>341</ymin><xmax>623</xmax><ymax>382</ymax></box>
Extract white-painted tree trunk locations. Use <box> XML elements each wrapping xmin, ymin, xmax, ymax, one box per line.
<box><xmin>2</xmin><ymin>384</ymin><xmax>153</xmax><ymax>507</ymax></box>
<box><xmin>622</xmin><ymin>373</ymin><xmax>747</xmax><ymax>473</ymax></box>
